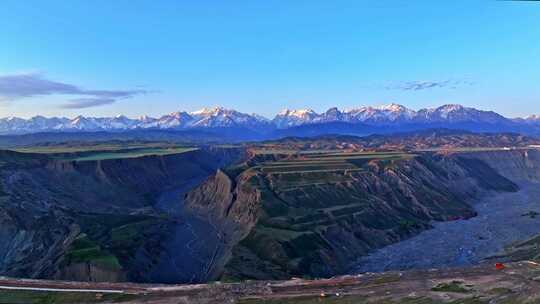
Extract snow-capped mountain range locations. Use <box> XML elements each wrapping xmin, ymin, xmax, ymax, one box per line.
<box><xmin>0</xmin><ymin>104</ymin><xmax>538</xmax><ymax>135</ymax></box>
<box><xmin>274</xmin><ymin>104</ymin><xmax>520</xmax><ymax>127</ymax></box>
<box><xmin>0</xmin><ymin>107</ymin><xmax>272</xmax><ymax>135</ymax></box>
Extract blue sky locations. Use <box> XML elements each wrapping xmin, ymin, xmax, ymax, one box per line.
<box><xmin>1</xmin><ymin>1</ymin><xmax>539</xmax><ymax>119</ymax></box>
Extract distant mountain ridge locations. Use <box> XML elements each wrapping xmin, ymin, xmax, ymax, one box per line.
<box><xmin>0</xmin><ymin>107</ymin><xmax>272</xmax><ymax>135</ymax></box>
<box><xmin>263</xmin><ymin>128</ymin><xmax>540</xmax><ymax>151</ymax></box>
<box><xmin>1</xmin><ymin>104</ymin><xmax>539</xmax><ymax>136</ymax></box>
<box><xmin>273</xmin><ymin>104</ymin><xmax>512</xmax><ymax>127</ymax></box>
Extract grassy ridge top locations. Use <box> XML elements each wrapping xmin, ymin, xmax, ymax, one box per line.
<box><xmin>9</xmin><ymin>141</ymin><xmax>198</xmax><ymax>162</ymax></box>
<box><xmin>65</xmin><ymin>147</ymin><xmax>198</xmax><ymax>162</ymax></box>
<box><xmin>253</xmin><ymin>151</ymin><xmax>414</xmax><ymax>175</ymax></box>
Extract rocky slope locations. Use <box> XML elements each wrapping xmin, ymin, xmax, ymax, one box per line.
<box><xmin>184</xmin><ymin>150</ymin><xmax>531</xmax><ymax>280</ymax></box>
<box><xmin>2</xmin><ymin>141</ymin><xmax>540</xmax><ymax>285</ymax></box>
<box><xmin>0</xmin><ymin>147</ymin><xmax>245</xmax><ymax>283</ymax></box>
<box><xmin>458</xmin><ymin>149</ymin><xmax>540</xmax><ymax>183</ymax></box>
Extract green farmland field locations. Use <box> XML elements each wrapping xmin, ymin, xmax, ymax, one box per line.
<box><xmin>256</xmin><ymin>150</ymin><xmax>415</xmax><ymax>174</ymax></box>
<box><xmin>65</xmin><ymin>147</ymin><xmax>197</xmax><ymax>161</ymax></box>
<box><xmin>12</xmin><ymin>142</ymin><xmax>198</xmax><ymax>162</ymax></box>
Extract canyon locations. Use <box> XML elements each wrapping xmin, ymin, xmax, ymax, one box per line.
<box><xmin>185</xmin><ymin>148</ymin><xmax>540</xmax><ymax>280</ymax></box>
<box><xmin>0</xmin><ymin>147</ymin><xmax>246</xmax><ymax>283</ymax></box>
<box><xmin>1</xmin><ymin>132</ymin><xmax>540</xmax><ymax>286</ymax></box>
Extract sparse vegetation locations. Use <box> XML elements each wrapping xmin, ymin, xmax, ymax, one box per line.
<box><xmin>13</xmin><ymin>141</ymin><xmax>165</xmax><ymax>153</ymax></box>
<box><xmin>488</xmin><ymin>287</ymin><xmax>513</xmax><ymax>295</ymax></box>
<box><xmin>371</xmin><ymin>274</ymin><xmax>402</xmax><ymax>284</ymax></box>
<box><xmin>0</xmin><ymin>290</ymin><xmax>137</xmax><ymax>304</ymax></box>
<box><xmin>238</xmin><ymin>295</ymin><xmax>490</xmax><ymax>304</ymax></box>
<box><xmin>12</xmin><ymin>141</ymin><xmax>198</xmax><ymax>161</ymax></box>
<box><xmin>521</xmin><ymin>211</ymin><xmax>539</xmax><ymax>219</ymax></box>
<box><xmin>431</xmin><ymin>281</ymin><xmax>471</xmax><ymax>293</ymax></box>
<box><xmin>65</xmin><ymin>234</ymin><xmax>121</xmax><ymax>270</ymax></box>
<box><xmin>255</xmin><ymin>151</ymin><xmax>413</xmax><ymax>175</ymax></box>
<box><xmin>67</xmin><ymin>147</ymin><xmax>197</xmax><ymax>161</ymax></box>
<box><xmin>398</xmin><ymin>220</ymin><xmax>421</xmax><ymax>232</ymax></box>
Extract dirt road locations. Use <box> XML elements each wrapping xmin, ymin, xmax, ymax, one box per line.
<box><xmin>2</xmin><ymin>261</ymin><xmax>540</xmax><ymax>303</ymax></box>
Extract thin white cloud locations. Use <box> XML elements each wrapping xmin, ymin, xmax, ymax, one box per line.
<box><xmin>0</xmin><ymin>73</ymin><xmax>147</xmax><ymax>108</ymax></box>
<box><xmin>386</xmin><ymin>80</ymin><xmax>474</xmax><ymax>91</ymax></box>
<box><xmin>60</xmin><ymin>98</ymin><xmax>117</xmax><ymax>109</ymax></box>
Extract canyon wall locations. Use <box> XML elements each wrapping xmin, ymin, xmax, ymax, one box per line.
<box><xmin>184</xmin><ymin>151</ymin><xmax>533</xmax><ymax>280</ymax></box>
<box><xmin>0</xmin><ymin>147</ymin><xmax>245</xmax><ymax>282</ymax></box>
<box><xmin>458</xmin><ymin>149</ymin><xmax>540</xmax><ymax>183</ymax></box>
<box><xmin>1</xmin><ymin>147</ymin><xmax>538</xmax><ymax>283</ymax></box>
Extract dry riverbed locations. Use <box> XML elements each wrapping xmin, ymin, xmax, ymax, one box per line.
<box><xmin>354</xmin><ymin>183</ymin><xmax>540</xmax><ymax>273</ymax></box>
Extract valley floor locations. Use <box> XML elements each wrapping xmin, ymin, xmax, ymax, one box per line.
<box><xmin>355</xmin><ymin>182</ymin><xmax>540</xmax><ymax>273</ymax></box>
<box><xmin>143</xmin><ymin>178</ymin><xmax>226</xmax><ymax>284</ymax></box>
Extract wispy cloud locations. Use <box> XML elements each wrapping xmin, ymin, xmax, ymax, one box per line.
<box><xmin>386</xmin><ymin>80</ymin><xmax>474</xmax><ymax>91</ymax></box>
<box><xmin>60</xmin><ymin>98</ymin><xmax>117</xmax><ymax>109</ymax></box>
<box><xmin>0</xmin><ymin>73</ymin><xmax>147</xmax><ymax>108</ymax></box>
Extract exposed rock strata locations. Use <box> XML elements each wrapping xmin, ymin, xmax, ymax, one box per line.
<box><xmin>184</xmin><ymin>151</ymin><xmax>533</xmax><ymax>280</ymax></box>
<box><xmin>0</xmin><ymin>147</ymin><xmax>245</xmax><ymax>282</ymax></box>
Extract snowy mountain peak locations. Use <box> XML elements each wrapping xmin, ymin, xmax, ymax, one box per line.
<box><xmin>437</xmin><ymin>104</ymin><xmax>466</xmax><ymax>113</ymax></box>
<box><xmin>340</xmin><ymin>103</ymin><xmax>415</xmax><ymax>123</ymax></box>
<box><xmin>139</xmin><ymin>115</ymin><xmax>155</xmax><ymax>121</ymax></box>
<box><xmin>184</xmin><ymin>107</ymin><xmax>271</xmax><ymax>129</ymax></box>
<box><xmin>375</xmin><ymin>103</ymin><xmax>410</xmax><ymax>112</ymax></box>
<box><xmin>277</xmin><ymin>108</ymin><xmax>316</xmax><ymax>116</ymax></box>
<box><xmin>190</xmin><ymin>106</ymin><xmax>229</xmax><ymax>116</ymax></box>
<box><xmin>273</xmin><ymin>108</ymin><xmax>319</xmax><ymax>128</ymax></box>
<box><xmin>168</xmin><ymin>111</ymin><xmax>191</xmax><ymax>118</ymax></box>
<box><xmin>251</xmin><ymin>113</ymin><xmax>271</xmax><ymax>122</ymax></box>
<box><xmin>517</xmin><ymin>114</ymin><xmax>540</xmax><ymax>125</ymax></box>
<box><xmin>376</xmin><ymin>103</ymin><xmax>416</xmax><ymax>120</ymax></box>
<box><xmin>190</xmin><ymin>107</ymin><xmax>212</xmax><ymax>115</ymax></box>
<box><xmin>525</xmin><ymin>114</ymin><xmax>540</xmax><ymax>121</ymax></box>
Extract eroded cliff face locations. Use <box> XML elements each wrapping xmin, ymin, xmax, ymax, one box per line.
<box><xmin>0</xmin><ymin>211</ymin><xmax>80</xmax><ymax>279</ymax></box>
<box><xmin>53</xmin><ymin>262</ymin><xmax>126</xmax><ymax>282</ymax></box>
<box><xmin>458</xmin><ymin>149</ymin><xmax>540</xmax><ymax>183</ymax></box>
<box><xmin>180</xmin><ymin>169</ymin><xmax>262</xmax><ymax>282</ymax></box>
<box><xmin>2</xmin><ymin>147</ymin><xmax>538</xmax><ymax>284</ymax></box>
<box><xmin>184</xmin><ymin>151</ymin><xmax>526</xmax><ymax>280</ymax></box>
<box><xmin>0</xmin><ymin>147</ymin><xmax>245</xmax><ymax>282</ymax></box>
<box><xmin>185</xmin><ymin>169</ymin><xmax>261</xmax><ymax>238</ymax></box>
